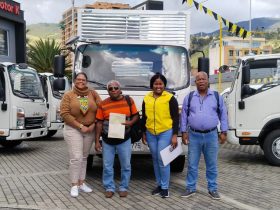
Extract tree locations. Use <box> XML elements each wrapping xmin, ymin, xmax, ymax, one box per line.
<box><xmin>27</xmin><ymin>38</ymin><xmax>69</xmax><ymax>73</ymax></box>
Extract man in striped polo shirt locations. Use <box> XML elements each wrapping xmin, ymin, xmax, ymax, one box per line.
<box><xmin>95</xmin><ymin>80</ymin><xmax>139</xmax><ymax>198</ymax></box>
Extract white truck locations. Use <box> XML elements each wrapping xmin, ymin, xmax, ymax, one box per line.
<box><xmin>53</xmin><ymin>9</ymin><xmax>195</xmax><ymax>172</ymax></box>
<box><xmin>39</xmin><ymin>73</ymin><xmax>70</xmax><ymax>137</ymax></box>
<box><xmin>222</xmin><ymin>54</ymin><xmax>280</xmax><ymax>166</ymax></box>
<box><xmin>0</xmin><ymin>62</ymin><xmax>48</xmax><ymax>147</ymax></box>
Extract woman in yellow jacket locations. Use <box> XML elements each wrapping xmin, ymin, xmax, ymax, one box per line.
<box><xmin>142</xmin><ymin>73</ymin><xmax>179</xmax><ymax>198</ymax></box>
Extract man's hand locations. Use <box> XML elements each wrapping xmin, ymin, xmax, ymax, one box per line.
<box><xmin>182</xmin><ymin>132</ymin><xmax>189</xmax><ymax>145</ymax></box>
<box><xmin>95</xmin><ymin>141</ymin><xmax>102</xmax><ymax>152</ymax></box>
<box><xmin>219</xmin><ymin>133</ymin><xmax>227</xmax><ymax>144</ymax></box>
<box><xmin>142</xmin><ymin>133</ymin><xmax>147</xmax><ymax>145</ymax></box>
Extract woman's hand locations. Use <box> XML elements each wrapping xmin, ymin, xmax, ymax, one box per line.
<box><xmin>80</xmin><ymin>125</ymin><xmax>89</xmax><ymax>133</ymax></box>
<box><xmin>87</xmin><ymin>123</ymin><xmax>95</xmax><ymax>133</ymax></box>
<box><xmin>171</xmin><ymin>135</ymin><xmax>178</xmax><ymax>148</ymax></box>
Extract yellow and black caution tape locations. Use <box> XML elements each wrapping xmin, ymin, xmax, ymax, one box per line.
<box><xmin>182</xmin><ymin>0</ymin><xmax>251</xmax><ymax>39</ymax></box>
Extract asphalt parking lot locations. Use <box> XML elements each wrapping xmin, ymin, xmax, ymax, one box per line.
<box><xmin>0</xmin><ymin>131</ymin><xmax>279</xmax><ymax>210</ymax></box>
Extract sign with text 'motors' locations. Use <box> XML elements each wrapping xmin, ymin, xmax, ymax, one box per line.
<box><xmin>0</xmin><ymin>0</ymin><xmax>20</xmax><ymax>15</ymax></box>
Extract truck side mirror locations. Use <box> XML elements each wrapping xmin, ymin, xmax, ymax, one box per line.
<box><xmin>198</xmin><ymin>57</ymin><xmax>209</xmax><ymax>76</ymax></box>
<box><xmin>53</xmin><ymin>78</ymin><xmax>65</xmax><ymax>91</ymax></box>
<box><xmin>242</xmin><ymin>65</ymin><xmax>250</xmax><ymax>84</ymax></box>
<box><xmin>54</xmin><ymin>55</ymin><xmax>65</xmax><ymax>77</ymax></box>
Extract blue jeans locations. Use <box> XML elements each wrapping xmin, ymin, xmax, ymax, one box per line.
<box><xmin>186</xmin><ymin>129</ymin><xmax>219</xmax><ymax>192</ymax></box>
<box><xmin>102</xmin><ymin>139</ymin><xmax>131</xmax><ymax>192</ymax></box>
<box><xmin>146</xmin><ymin>129</ymin><xmax>172</xmax><ymax>189</ymax></box>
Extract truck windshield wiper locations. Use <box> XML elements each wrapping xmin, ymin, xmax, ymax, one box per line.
<box><xmin>88</xmin><ymin>80</ymin><xmax>107</xmax><ymax>89</ymax></box>
<box><xmin>14</xmin><ymin>89</ymin><xmax>30</xmax><ymax>98</ymax></box>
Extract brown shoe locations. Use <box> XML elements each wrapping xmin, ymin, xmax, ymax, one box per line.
<box><xmin>105</xmin><ymin>191</ymin><xmax>114</xmax><ymax>198</ymax></box>
<box><xmin>118</xmin><ymin>191</ymin><xmax>128</xmax><ymax>197</ymax></box>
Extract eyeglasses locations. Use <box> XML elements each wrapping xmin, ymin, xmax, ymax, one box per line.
<box><xmin>108</xmin><ymin>86</ymin><xmax>119</xmax><ymax>91</ymax></box>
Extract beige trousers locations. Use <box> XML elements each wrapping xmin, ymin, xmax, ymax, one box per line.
<box><xmin>63</xmin><ymin>124</ymin><xmax>94</xmax><ymax>183</ymax></box>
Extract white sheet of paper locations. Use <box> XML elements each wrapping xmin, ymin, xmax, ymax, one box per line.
<box><xmin>108</xmin><ymin>113</ymin><xmax>126</xmax><ymax>139</ymax></box>
<box><xmin>160</xmin><ymin>139</ymin><xmax>183</xmax><ymax>166</ymax></box>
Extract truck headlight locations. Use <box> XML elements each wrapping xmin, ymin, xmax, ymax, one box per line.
<box><xmin>56</xmin><ymin>109</ymin><xmax>62</xmax><ymax>122</ymax></box>
<box><xmin>42</xmin><ymin>112</ymin><xmax>48</xmax><ymax>127</ymax></box>
<box><xmin>17</xmin><ymin>107</ymin><xmax>25</xmax><ymax>129</ymax></box>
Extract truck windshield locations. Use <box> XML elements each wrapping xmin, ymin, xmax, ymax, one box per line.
<box><xmin>74</xmin><ymin>44</ymin><xmax>190</xmax><ymax>90</ymax></box>
<box><xmin>8</xmin><ymin>65</ymin><xmax>44</xmax><ymax>99</ymax></box>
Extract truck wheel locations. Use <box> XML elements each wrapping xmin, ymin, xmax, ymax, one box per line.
<box><xmin>171</xmin><ymin>155</ymin><xmax>185</xmax><ymax>172</ymax></box>
<box><xmin>0</xmin><ymin>140</ymin><xmax>23</xmax><ymax>148</ymax></box>
<box><xmin>263</xmin><ymin>129</ymin><xmax>280</xmax><ymax>166</ymax></box>
<box><xmin>46</xmin><ymin>130</ymin><xmax>57</xmax><ymax>137</ymax></box>
<box><xmin>87</xmin><ymin>155</ymin><xmax>94</xmax><ymax>169</ymax></box>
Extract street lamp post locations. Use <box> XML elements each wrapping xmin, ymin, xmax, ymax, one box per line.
<box><xmin>249</xmin><ymin>0</ymin><xmax>252</xmax><ymax>53</ymax></box>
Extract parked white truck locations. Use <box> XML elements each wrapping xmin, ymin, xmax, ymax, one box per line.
<box><xmin>0</xmin><ymin>63</ymin><xmax>48</xmax><ymax>147</ymax></box>
<box><xmin>222</xmin><ymin>54</ymin><xmax>280</xmax><ymax>166</ymax></box>
<box><xmin>53</xmin><ymin>9</ymin><xmax>201</xmax><ymax>172</ymax></box>
<box><xmin>39</xmin><ymin>73</ymin><xmax>70</xmax><ymax>137</ymax></box>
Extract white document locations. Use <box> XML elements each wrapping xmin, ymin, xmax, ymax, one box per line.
<box><xmin>108</xmin><ymin>113</ymin><xmax>126</xmax><ymax>139</ymax></box>
<box><xmin>160</xmin><ymin>139</ymin><xmax>183</xmax><ymax>166</ymax></box>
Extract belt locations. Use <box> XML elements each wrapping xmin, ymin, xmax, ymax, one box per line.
<box><xmin>190</xmin><ymin>127</ymin><xmax>217</xmax><ymax>133</ymax></box>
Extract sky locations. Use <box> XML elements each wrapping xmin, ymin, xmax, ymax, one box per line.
<box><xmin>16</xmin><ymin>0</ymin><xmax>280</xmax><ymax>34</ymax></box>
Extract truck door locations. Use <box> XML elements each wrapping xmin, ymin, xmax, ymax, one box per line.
<box><xmin>0</xmin><ymin>68</ymin><xmax>9</xmax><ymax>136</ymax></box>
<box><xmin>236</xmin><ymin>59</ymin><xmax>280</xmax><ymax>137</ymax></box>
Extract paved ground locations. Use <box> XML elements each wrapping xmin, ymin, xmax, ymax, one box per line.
<box><xmin>0</xmin><ymin>132</ymin><xmax>279</xmax><ymax>210</ymax></box>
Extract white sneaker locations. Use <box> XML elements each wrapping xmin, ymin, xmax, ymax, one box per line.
<box><xmin>70</xmin><ymin>186</ymin><xmax>79</xmax><ymax>197</ymax></box>
<box><xmin>79</xmin><ymin>183</ymin><xmax>93</xmax><ymax>193</ymax></box>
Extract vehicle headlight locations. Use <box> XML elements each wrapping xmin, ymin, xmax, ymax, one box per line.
<box><xmin>42</xmin><ymin>112</ymin><xmax>48</xmax><ymax>127</ymax></box>
<box><xmin>56</xmin><ymin>109</ymin><xmax>62</xmax><ymax>122</ymax></box>
<box><xmin>17</xmin><ymin>107</ymin><xmax>25</xmax><ymax>129</ymax></box>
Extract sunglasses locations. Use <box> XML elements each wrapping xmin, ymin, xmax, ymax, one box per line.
<box><xmin>108</xmin><ymin>86</ymin><xmax>119</xmax><ymax>91</ymax></box>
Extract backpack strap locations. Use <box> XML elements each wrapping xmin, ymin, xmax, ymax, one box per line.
<box><xmin>124</xmin><ymin>95</ymin><xmax>132</xmax><ymax>117</ymax></box>
<box><xmin>187</xmin><ymin>91</ymin><xmax>195</xmax><ymax>117</ymax></box>
<box><xmin>213</xmin><ymin>91</ymin><xmax>220</xmax><ymax>118</ymax></box>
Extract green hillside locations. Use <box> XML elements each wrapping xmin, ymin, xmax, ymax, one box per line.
<box><xmin>27</xmin><ymin>23</ymin><xmax>61</xmax><ymax>44</ymax></box>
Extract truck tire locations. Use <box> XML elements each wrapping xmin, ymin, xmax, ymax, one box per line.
<box><xmin>170</xmin><ymin>155</ymin><xmax>185</xmax><ymax>172</ymax></box>
<box><xmin>0</xmin><ymin>140</ymin><xmax>23</xmax><ymax>148</ymax></box>
<box><xmin>46</xmin><ymin>130</ymin><xmax>57</xmax><ymax>137</ymax></box>
<box><xmin>263</xmin><ymin>129</ymin><xmax>280</xmax><ymax>166</ymax></box>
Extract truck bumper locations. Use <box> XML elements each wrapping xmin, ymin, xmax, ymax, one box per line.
<box><xmin>6</xmin><ymin>128</ymin><xmax>47</xmax><ymax>140</ymax></box>
<box><xmin>48</xmin><ymin>122</ymin><xmax>64</xmax><ymax>131</ymax></box>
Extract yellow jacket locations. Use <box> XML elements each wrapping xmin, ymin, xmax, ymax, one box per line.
<box><xmin>143</xmin><ymin>91</ymin><xmax>175</xmax><ymax>135</ymax></box>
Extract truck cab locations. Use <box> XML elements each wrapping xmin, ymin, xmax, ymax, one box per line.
<box><xmin>39</xmin><ymin>73</ymin><xmax>70</xmax><ymax>137</ymax></box>
<box><xmin>0</xmin><ymin>63</ymin><xmax>48</xmax><ymax>147</ymax></box>
<box><xmin>224</xmin><ymin>54</ymin><xmax>280</xmax><ymax>165</ymax></box>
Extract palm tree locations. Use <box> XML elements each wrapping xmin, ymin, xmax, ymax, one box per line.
<box><xmin>27</xmin><ymin>38</ymin><xmax>69</xmax><ymax>73</ymax></box>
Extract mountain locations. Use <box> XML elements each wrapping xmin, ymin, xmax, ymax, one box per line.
<box><xmin>193</xmin><ymin>17</ymin><xmax>280</xmax><ymax>36</ymax></box>
<box><xmin>27</xmin><ymin>23</ymin><xmax>61</xmax><ymax>43</ymax></box>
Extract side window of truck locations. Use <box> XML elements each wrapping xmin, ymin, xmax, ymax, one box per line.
<box><xmin>0</xmin><ymin>68</ymin><xmax>5</xmax><ymax>101</ymax></box>
<box><xmin>248</xmin><ymin>59</ymin><xmax>280</xmax><ymax>96</ymax></box>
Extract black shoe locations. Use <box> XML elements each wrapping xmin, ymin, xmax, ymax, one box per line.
<box><xmin>181</xmin><ymin>189</ymin><xmax>196</xmax><ymax>198</ymax></box>
<box><xmin>151</xmin><ymin>186</ymin><xmax>162</xmax><ymax>195</ymax></box>
<box><xmin>160</xmin><ymin>189</ymin><xmax>169</xmax><ymax>198</ymax></box>
<box><xmin>208</xmin><ymin>191</ymin><xmax>221</xmax><ymax>200</ymax></box>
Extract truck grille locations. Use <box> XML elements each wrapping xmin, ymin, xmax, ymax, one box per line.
<box><xmin>25</xmin><ymin>117</ymin><xmax>44</xmax><ymax>129</ymax></box>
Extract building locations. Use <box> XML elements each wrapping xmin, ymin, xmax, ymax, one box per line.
<box><xmin>61</xmin><ymin>1</ymin><xmax>130</xmax><ymax>46</ymax></box>
<box><xmin>209</xmin><ymin>36</ymin><xmax>272</xmax><ymax>74</ymax></box>
<box><xmin>132</xmin><ymin>0</ymin><xmax>163</xmax><ymax>10</ymax></box>
<box><xmin>0</xmin><ymin>0</ymin><xmax>25</xmax><ymax>63</ymax></box>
